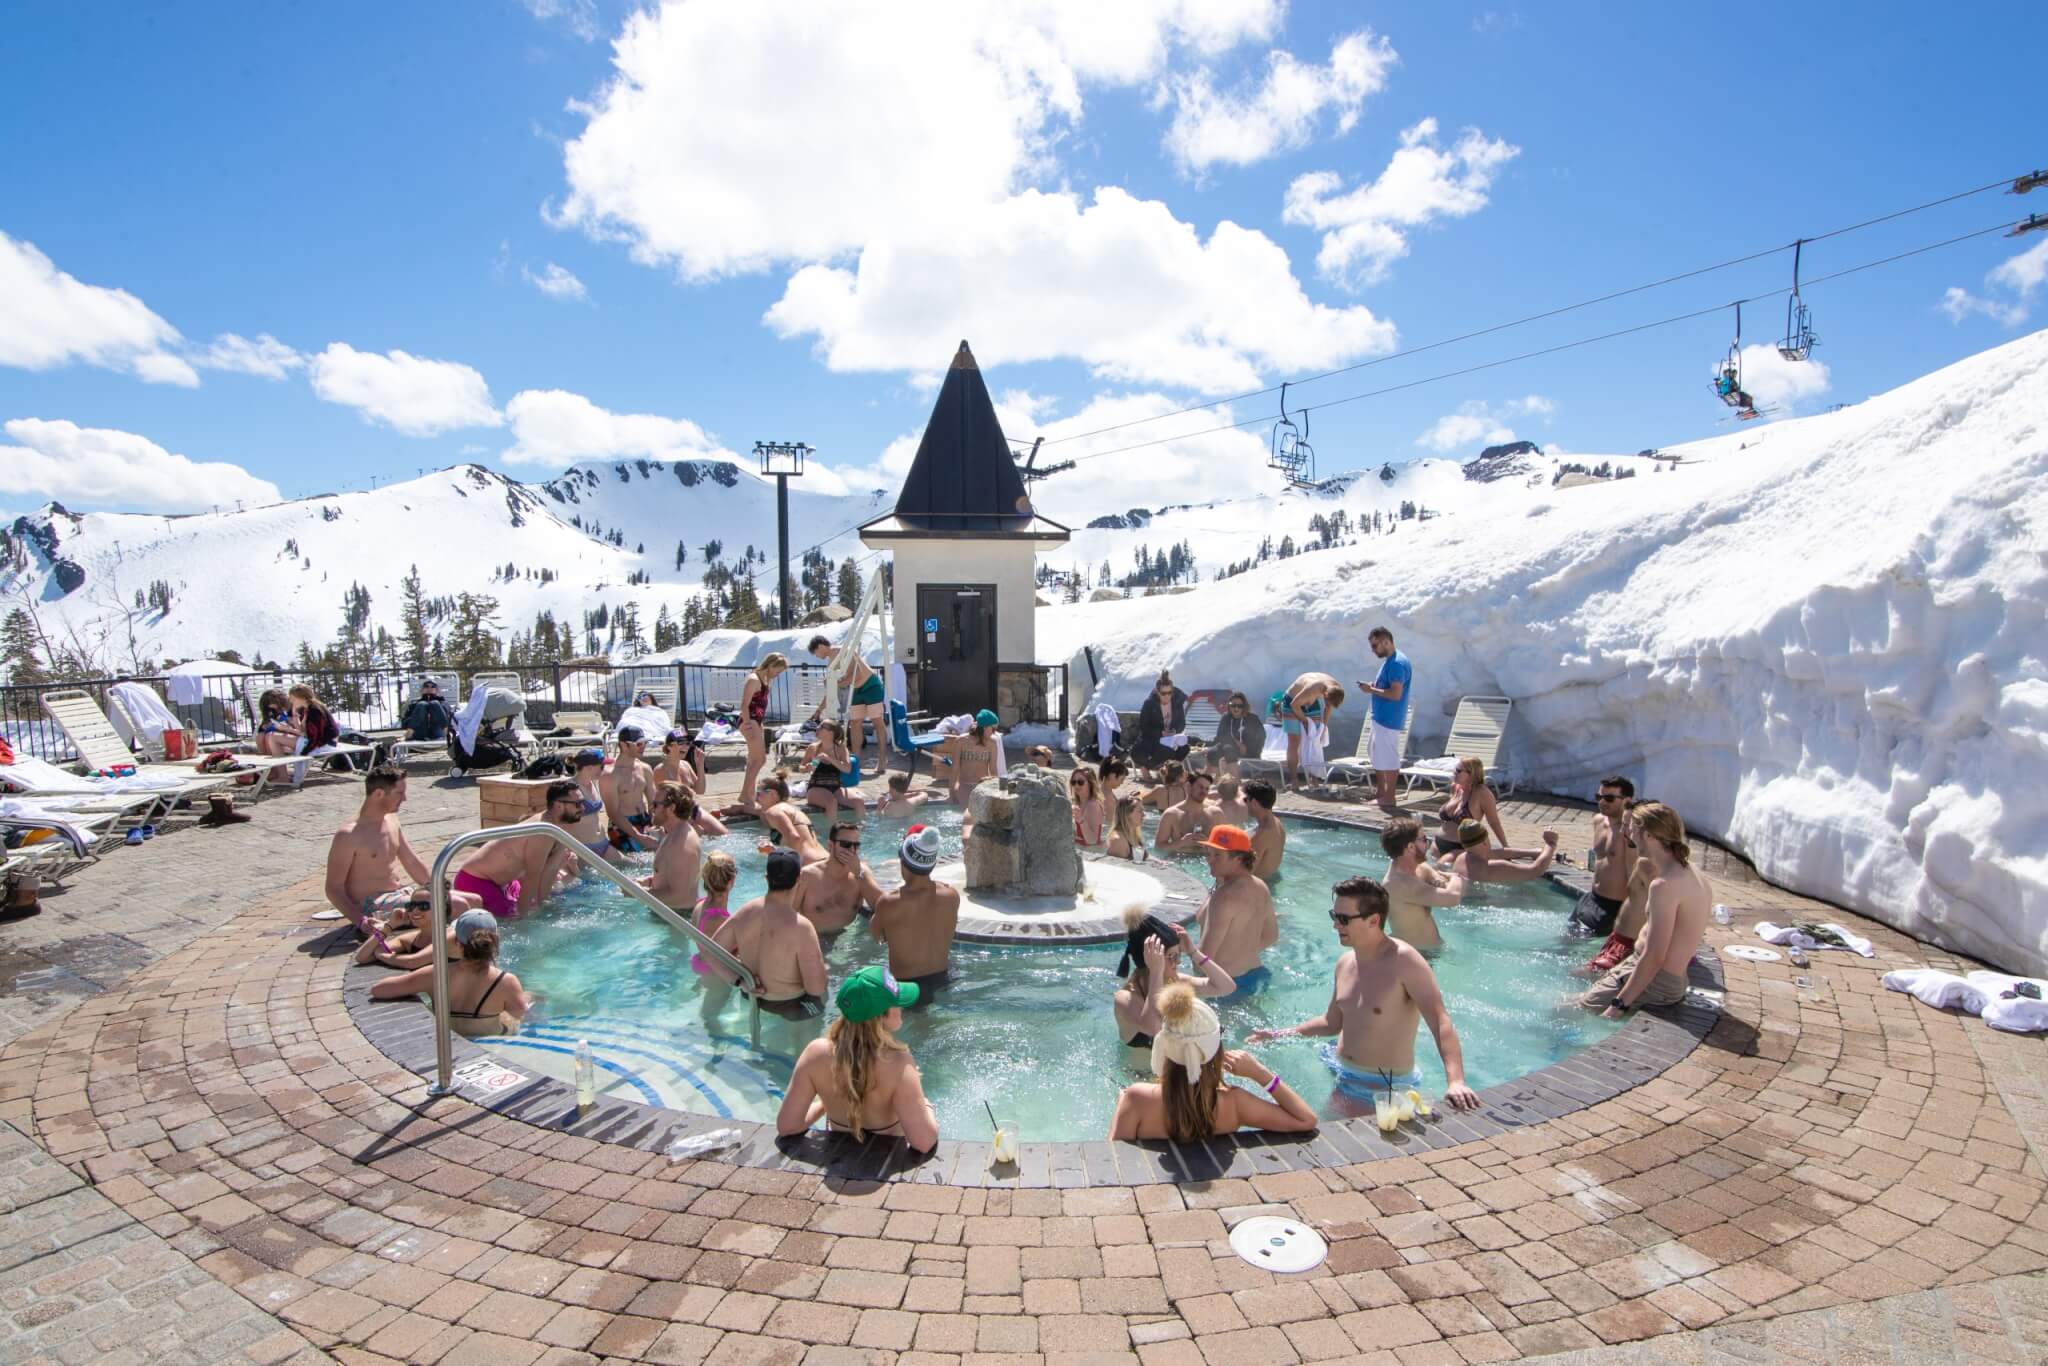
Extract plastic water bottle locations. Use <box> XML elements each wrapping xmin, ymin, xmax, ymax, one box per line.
<box><xmin>574</xmin><ymin>1040</ymin><xmax>596</xmax><ymax>1109</ymax></box>
<box><xmin>1713</xmin><ymin>903</ymin><xmax>1731</xmax><ymax>927</ymax></box>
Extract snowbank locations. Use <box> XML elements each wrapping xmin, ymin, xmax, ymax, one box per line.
<box><xmin>1041</xmin><ymin>329</ymin><xmax>2048</xmax><ymax>975</ymax></box>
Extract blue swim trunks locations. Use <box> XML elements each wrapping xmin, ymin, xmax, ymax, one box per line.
<box><xmin>1320</xmin><ymin>1044</ymin><xmax>1421</xmax><ymax>1098</ymax></box>
<box><xmin>1268</xmin><ymin>689</ymin><xmax>1323</xmax><ymax>737</ymax></box>
<box><xmin>1219</xmin><ymin>964</ymin><xmax>1272</xmax><ymax>1003</ymax></box>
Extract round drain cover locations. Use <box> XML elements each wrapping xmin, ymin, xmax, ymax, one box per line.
<box><xmin>1228</xmin><ymin>1216</ymin><xmax>1327</xmax><ymax>1273</ymax></box>
<box><xmin>1724</xmin><ymin>944</ymin><xmax>1781</xmax><ymax>962</ymax></box>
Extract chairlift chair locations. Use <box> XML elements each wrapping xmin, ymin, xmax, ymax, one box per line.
<box><xmin>1712</xmin><ymin>302</ymin><xmax>1758</xmax><ymax>417</ymax></box>
<box><xmin>1777</xmin><ymin>240</ymin><xmax>1817</xmax><ymax>362</ymax></box>
<box><xmin>1268</xmin><ymin>382</ymin><xmax>1315</xmax><ymax>487</ymax></box>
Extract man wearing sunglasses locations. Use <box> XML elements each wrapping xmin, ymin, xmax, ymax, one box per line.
<box><xmin>1248</xmin><ymin>876</ymin><xmax>1482</xmax><ymax>1111</ymax></box>
<box><xmin>793</xmin><ymin>818</ymin><xmax>886</xmax><ymax>937</ymax></box>
<box><xmin>1575</xmin><ymin>776</ymin><xmax>1637</xmax><ymax>937</ymax></box>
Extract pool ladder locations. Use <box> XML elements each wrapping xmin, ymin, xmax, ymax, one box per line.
<box><xmin>424</xmin><ymin>821</ymin><xmax>763</xmax><ymax>1099</ymax></box>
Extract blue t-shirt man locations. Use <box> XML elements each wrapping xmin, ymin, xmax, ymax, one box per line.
<box><xmin>1369</xmin><ymin>648</ymin><xmax>1411</xmax><ymax>731</ymax></box>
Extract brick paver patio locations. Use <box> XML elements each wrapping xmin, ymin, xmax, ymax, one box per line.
<box><xmin>2</xmin><ymin>760</ymin><xmax>2044</xmax><ymax>1363</ymax></box>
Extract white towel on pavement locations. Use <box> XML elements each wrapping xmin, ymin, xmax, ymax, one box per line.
<box><xmin>1968</xmin><ymin>972</ymin><xmax>2048</xmax><ymax>1034</ymax></box>
<box><xmin>1755</xmin><ymin>921</ymin><xmax>1875</xmax><ymax>958</ymax></box>
<box><xmin>1881</xmin><ymin>968</ymin><xmax>1987</xmax><ymax>1014</ymax></box>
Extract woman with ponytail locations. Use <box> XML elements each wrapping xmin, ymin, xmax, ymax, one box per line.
<box><xmin>1109</xmin><ymin>981</ymin><xmax>1317</xmax><ymax>1141</ymax></box>
<box><xmin>777</xmin><ymin>966</ymin><xmax>938</xmax><ymax>1152</ymax></box>
<box><xmin>369</xmin><ymin>909</ymin><xmax>529</xmax><ymax>1038</ymax></box>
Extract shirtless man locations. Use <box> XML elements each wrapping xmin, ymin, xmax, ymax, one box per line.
<box><xmin>710</xmin><ymin>848</ymin><xmax>828</xmax><ymax>1020</ymax></box>
<box><xmin>1572</xmin><ymin>775</ymin><xmax>1636</xmax><ymax>938</ymax></box>
<box><xmin>1576</xmin><ymin>802</ymin><xmax>1709</xmax><ymax>1017</ymax></box>
<box><xmin>1448</xmin><ymin>821</ymin><xmax>1558</xmax><ymax>885</ymax></box>
<box><xmin>869</xmin><ymin>825</ymin><xmax>960</xmax><ymax>992</ymax></box>
<box><xmin>1210</xmin><ymin>774</ymin><xmax>1250</xmax><ymax>830</ymax></box>
<box><xmin>1155</xmin><ymin>772</ymin><xmax>1216</xmax><ymax>851</ymax></box>
<box><xmin>641</xmin><ymin>784</ymin><xmax>703</xmax><ymax>910</ymax></box>
<box><xmin>755</xmin><ymin>776</ymin><xmax>828</xmax><ymax>865</ymax></box>
<box><xmin>1243</xmin><ymin>780</ymin><xmax>1287</xmax><ymax>881</ymax></box>
<box><xmin>1268</xmin><ymin>672</ymin><xmax>1345</xmax><ymax>788</ymax></box>
<box><xmin>1249</xmin><ymin>875</ymin><xmax>1481</xmax><ymax>1110</ymax></box>
<box><xmin>1577</xmin><ymin>807</ymin><xmax>1653</xmax><ymax>976</ymax></box>
<box><xmin>561</xmin><ymin>750</ymin><xmax>612</xmax><ymax>859</ymax></box>
<box><xmin>603</xmin><ymin>726</ymin><xmax>659</xmax><ymax>851</ymax></box>
<box><xmin>1379</xmin><ymin>818</ymin><xmax>1466</xmax><ymax>951</ymax></box>
<box><xmin>1141</xmin><ymin>760</ymin><xmax>1188</xmax><ymax>813</ymax></box>
<box><xmin>807</xmin><ymin>634</ymin><xmax>889</xmax><ymax>757</ymax></box>
<box><xmin>450</xmin><ymin>780</ymin><xmax>583</xmax><ymax>919</ymax></box>
<box><xmin>1194</xmin><ymin>827</ymin><xmax>1278</xmax><ymax>997</ymax></box>
<box><xmin>935</xmin><ymin>710</ymin><xmax>1001</xmax><ymax>804</ymax></box>
<box><xmin>326</xmin><ymin>764</ymin><xmax>481</xmax><ymax>938</ymax></box>
<box><xmin>876</xmin><ymin>770</ymin><xmax>937</xmax><ymax>818</ymax></box>
<box><xmin>792</xmin><ymin>819</ymin><xmax>886</xmax><ymax>937</ymax></box>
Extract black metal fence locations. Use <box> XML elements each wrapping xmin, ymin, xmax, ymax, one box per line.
<box><xmin>0</xmin><ymin>659</ymin><xmax>1071</xmax><ymax>764</ymax></box>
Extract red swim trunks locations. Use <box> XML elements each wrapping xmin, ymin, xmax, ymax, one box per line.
<box><xmin>1586</xmin><ymin>931</ymin><xmax>1635</xmax><ymax>975</ymax></box>
<box><xmin>452</xmin><ymin>868</ymin><xmax>522</xmax><ymax>919</ymax></box>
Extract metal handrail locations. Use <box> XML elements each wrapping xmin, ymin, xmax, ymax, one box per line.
<box><xmin>425</xmin><ymin>821</ymin><xmax>762</xmax><ymax>1097</ymax></box>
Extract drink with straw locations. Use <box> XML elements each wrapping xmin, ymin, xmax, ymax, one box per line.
<box><xmin>986</xmin><ymin>1101</ymin><xmax>1017</xmax><ymax>1164</ymax></box>
<box><xmin>1374</xmin><ymin>1093</ymin><xmax>1399</xmax><ymax>1133</ymax></box>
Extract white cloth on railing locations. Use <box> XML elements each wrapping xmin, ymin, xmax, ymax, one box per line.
<box><xmin>0</xmin><ymin>800</ymin><xmax>95</xmax><ymax>857</ymax></box>
<box><xmin>1</xmin><ymin>755</ymin><xmax>184</xmax><ymax>794</ymax></box>
<box><xmin>109</xmin><ymin>682</ymin><xmax>183</xmax><ymax>747</ymax></box>
<box><xmin>1088</xmin><ymin>702</ymin><xmax>1121</xmax><ymax>759</ymax></box>
<box><xmin>164</xmin><ymin>673</ymin><xmax>205</xmax><ymax>705</ymax></box>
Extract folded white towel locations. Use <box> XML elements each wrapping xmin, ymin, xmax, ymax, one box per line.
<box><xmin>1756</xmin><ymin>921</ymin><xmax>1875</xmax><ymax>958</ymax></box>
<box><xmin>1159</xmin><ymin>733</ymin><xmax>1189</xmax><ymax>750</ymax></box>
<box><xmin>1881</xmin><ymin>968</ymin><xmax>1987</xmax><ymax>1014</ymax></box>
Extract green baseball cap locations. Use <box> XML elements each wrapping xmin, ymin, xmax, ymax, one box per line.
<box><xmin>836</xmin><ymin>965</ymin><xmax>919</xmax><ymax>1022</ymax></box>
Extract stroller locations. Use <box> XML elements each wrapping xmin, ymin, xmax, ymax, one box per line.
<box><xmin>447</xmin><ymin>687</ymin><xmax>530</xmax><ymax>774</ymax></box>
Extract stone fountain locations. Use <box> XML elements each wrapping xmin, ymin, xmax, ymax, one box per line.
<box><xmin>934</xmin><ymin>764</ymin><xmax>1202</xmax><ymax>944</ymax></box>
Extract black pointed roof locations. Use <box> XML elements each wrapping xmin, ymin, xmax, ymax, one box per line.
<box><xmin>894</xmin><ymin>341</ymin><xmax>1033</xmax><ymax>532</ymax></box>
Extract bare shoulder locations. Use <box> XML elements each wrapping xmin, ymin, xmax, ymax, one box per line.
<box><xmin>936</xmin><ymin>882</ymin><xmax>962</xmax><ymax>906</ymax></box>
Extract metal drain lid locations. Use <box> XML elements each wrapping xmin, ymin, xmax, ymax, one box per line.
<box><xmin>1228</xmin><ymin>1216</ymin><xmax>1328</xmax><ymax>1273</ymax></box>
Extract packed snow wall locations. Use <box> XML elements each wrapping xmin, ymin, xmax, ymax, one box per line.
<box><xmin>1042</xmin><ymin>329</ymin><xmax>2048</xmax><ymax>975</ymax></box>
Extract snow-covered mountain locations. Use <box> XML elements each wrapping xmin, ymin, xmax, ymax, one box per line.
<box><xmin>1040</xmin><ymin>328</ymin><xmax>2048</xmax><ymax>978</ymax></box>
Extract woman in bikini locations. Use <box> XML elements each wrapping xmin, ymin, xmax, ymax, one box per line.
<box><xmin>1113</xmin><ymin>909</ymin><xmax>1235</xmax><ymax>1050</ymax></box>
<box><xmin>369</xmin><ymin>909</ymin><xmax>529</xmax><ymax>1037</ymax></box>
<box><xmin>1110</xmin><ymin>982</ymin><xmax>1316</xmax><ymax>1141</ymax></box>
<box><xmin>736</xmin><ymin>653</ymin><xmax>788</xmax><ymax>814</ymax></box>
<box><xmin>803</xmin><ymin>720</ymin><xmax>864</xmax><ymax>822</ymax></box>
<box><xmin>1070</xmin><ymin>767</ymin><xmax>1105</xmax><ymax>846</ymax></box>
<box><xmin>656</xmin><ymin>728</ymin><xmax>706</xmax><ymax>796</ymax></box>
<box><xmin>776</xmin><ymin>965</ymin><xmax>938</xmax><ymax>1152</ymax></box>
<box><xmin>807</xmin><ymin>635</ymin><xmax>890</xmax><ymax>759</ymax></box>
<box><xmin>561</xmin><ymin>750</ymin><xmax>613</xmax><ymax>859</ymax></box>
<box><xmin>1105</xmin><ymin>793</ymin><xmax>1148</xmax><ymax>861</ymax></box>
<box><xmin>1434</xmin><ymin>757</ymin><xmax>1508</xmax><ymax>855</ymax></box>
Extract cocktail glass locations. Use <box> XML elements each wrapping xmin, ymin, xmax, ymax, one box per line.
<box><xmin>991</xmin><ymin>1122</ymin><xmax>1019</xmax><ymax>1165</ymax></box>
<box><xmin>1374</xmin><ymin>1094</ymin><xmax>1399</xmax><ymax>1133</ymax></box>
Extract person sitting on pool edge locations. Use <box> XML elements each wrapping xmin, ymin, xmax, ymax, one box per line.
<box><xmin>326</xmin><ymin>762</ymin><xmax>481</xmax><ymax>939</ymax></box>
<box><xmin>1248</xmin><ymin>876</ymin><xmax>1482</xmax><ymax>1111</ymax></box>
<box><xmin>776</xmin><ymin>965</ymin><xmax>937</xmax><ymax>1151</ymax></box>
<box><xmin>1572</xmin><ymin>802</ymin><xmax>1709</xmax><ymax>1019</ymax></box>
<box><xmin>1194</xmin><ymin>826</ymin><xmax>1277</xmax><ymax>1000</ymax></box>
<box><xmin>877</xmin><ymin>770</ymin><xmax>937</xmax><ymax>818</ymax></box>
<box><xmin>1244</xmin><ymin>779</ymin><xmax>1286</xmax><ymax>881</ymax></box>
<box><xmin>933</xmin><ymin>710</ymin><xmax>1002</xmax><ymax>804</ymax></box>
<box><xmin>709</xmin><ymin>848</ymin><xmax>827</xmax><ymax>1021</ymax></box>
<box><xmin>1573</xmin><ymin>775</ymin><xmax>1637</xmax><ymax>938</ymax></box>
<box><xmin>1380</xmin><ymin>818</ymin><xmax>1466</xmax><ymax>951</ymax></box>
<box><xmin>869</xmin><ymin>825</ymin><xmax>959</xmax><ymax>996</ymax></box>
<box><xmin>370</xmin><ymin>908</ymin><xmax>529</xmax><ymax>1038</ymax></box>
<box><xmin>1115</xmin><ymin>908</ymin><xmax>1235</xmax><ymax>1049</ymax></box>
<box><xmin>802</xmin><ymin>719</ymin><xmax>865</xmax><ymax>823</ymax></box>
<box><xmin>1110</xmin><ymin>982</ymin><xmax>1317</xmax><ymax>1142</ymax></box>
<box><xmin>793</xmin><ymin>818</ymin><xmax>886</xmax><ymax>937</ymax></box>
<box><xmin>450</xmin><ymin>780</ymin><xmax>583</xmax><ymax>918</ymax></box>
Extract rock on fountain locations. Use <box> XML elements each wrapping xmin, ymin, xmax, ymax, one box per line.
<box><xmin>963</xmin><ymin>765</ymin><xmax>1084</xmax><ymax>897</ymax></box>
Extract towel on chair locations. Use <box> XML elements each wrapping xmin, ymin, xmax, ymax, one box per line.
<box><xmin>1088</xmin><ymin>702</ymin><xmax>1121</xmax><ymax>760</ymax></box>
<box><xmin>109</xmin><ymin>681</ymin><xmax>183</xmax><ymax>748</ymax></box>
<box><xmin>0</xmin><ymin>801</ymin><xmax>93</xmax><ymax>858</ymax></box>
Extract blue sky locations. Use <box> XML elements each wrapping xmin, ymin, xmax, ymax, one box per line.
<box><xmin>2</xmin><ymin>1</ymin><xmax>2043</xmax><ymax>517</ymax></box>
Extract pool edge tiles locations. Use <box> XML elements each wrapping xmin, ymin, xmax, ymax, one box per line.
<box><xmin>338</xmin><ymin>814</ymin><xmax>1728</xmax><ymax>1188</ymax></box>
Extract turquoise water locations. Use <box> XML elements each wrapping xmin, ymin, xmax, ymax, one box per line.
<box><xmin>478</xmin><ymin>806</ymin><xmax>1620</xmax><ymax>1141</ymax></box>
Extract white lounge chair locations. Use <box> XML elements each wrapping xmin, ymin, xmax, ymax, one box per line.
<box><xmin>104</xmin><ymin>683</ymin><xmax>272</xmax><ymax>797</ymax></box>
<box><xmin>234</xmin><ymin>677</ymin><xmax>379</xmax><ymax>783</ymax></box>
<box><xmin>0</xmin><ymin>810</ymin><xmax>119</xmax><ymax>883</ymax></box>
<box><xmin>385</xmin><ymin>672</ymin><xmax>464</xmax><ymax>763</ymax></box>
<box><xmin>1400</xmin><ymin>695</ymin><xmax>1515</xmax><ymax>796</ymax></box>
<box><xmin>547</xmin><ymin>710</ymin><xmax>611</xmax><ymax>756</ymax></box>
<box><xmin>41</xmin><ymin>691</ymin><xmax>241</xmax><ymax>817</ymax></box>
<box><xmin>1326</xmin><ymin>713</ymin><xmax>1411</xmax><ymax>787</ymax></box>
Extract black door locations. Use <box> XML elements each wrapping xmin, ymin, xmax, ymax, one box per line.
<box><xmin>916</xmin><ymin>584</ymin><xmax>997</xmax><ymax>717</ymax></box>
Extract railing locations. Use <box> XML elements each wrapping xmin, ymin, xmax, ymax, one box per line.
<box><xmin>994</xmin><ymin>662</ymin><xmax>1069</xmax><ymax>729</ymax></box>
<box><xmin>424</xmin><ymin>821</ymin><xmax>763</xmax><ymax>1098</ymax></box>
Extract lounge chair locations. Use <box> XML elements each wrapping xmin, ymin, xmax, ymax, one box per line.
<box><xmin>104</xmin><ymin>683</ymin><xmax>272</xmax><ymax>797</ymax></box>
<box><xmin>546</xmin><ymin>710</ymin><xmax>610</xmax><ymax>756</ymax></box>
<box><xmin>0</xmin><ymin>810</ymin><xmax>118</xmax><ymax>883</ymax></box>
<box><xmin>388</xmin><ymin>672</ymin><xmax>464</xmax><ymax>763</ymax></box>
<box><xmin>1400</xmin><ymin>695</ymin><xmax>1515</xmax><ymax>796</ymax></box>
<box><xmin>236</xmin><ymin>677</ymin><xmax>379</xmax><ymax>781</ymax></box>
<box><xmin>1325</xmin><ymin>713</ymin><xmax>1411</xmax><ymax>788</ymax></box>
<box><xmin>40</xmin><ymin>690</ymin><xmax>241</xmax><ymax>817</ymax></box>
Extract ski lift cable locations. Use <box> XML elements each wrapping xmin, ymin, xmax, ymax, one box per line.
<box><xmin>1038</xmin><ymin>171</ymin><xmax>2031</xmax><ymax>450</ymax></box>
<box><xmin>1052</xmin><ymin>218</ymin><xmax>2019</xmax><ymax>469</ymax></box>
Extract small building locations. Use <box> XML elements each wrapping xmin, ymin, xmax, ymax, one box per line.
<box><xmin>859</xmin><ymin>341</ymin><xmax>1069</xmax><ymax>720</ymax></box>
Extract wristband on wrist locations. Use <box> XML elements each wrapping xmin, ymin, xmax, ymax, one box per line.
<box><xmin>1263</xmin><ymin>1074</ymin><xmax>1281</xmax><ymax>1095</ymax></box>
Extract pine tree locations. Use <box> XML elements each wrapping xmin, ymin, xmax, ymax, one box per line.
<box><xmin>399</xmin><ymin>565</ymin><xmax>431</xmax><ymax>669</ymax></box>
<box><xmin>653</xmin><ymin>603</ymin><xmax>678</xmax><ymax>652</ymax></box>
<box><xmin>836</xmin><ymin>557</ymin><xmax>860</xmax><ymax>609</ymax></box>
<box><xmin>1</xmin><ymin>608</ymin><xmax>47</xmax><ymax>685</ymax></box>
<box><xmin>448</xmin><ymin>593</ymin><xmax>503</xmax><ymax>672</ymax></box>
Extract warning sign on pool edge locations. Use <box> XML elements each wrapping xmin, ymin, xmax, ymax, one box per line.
<box><xmin>452</xmin><ymin>1058</ymin><xmax>526</xmax><ymax>1094</ymax></box>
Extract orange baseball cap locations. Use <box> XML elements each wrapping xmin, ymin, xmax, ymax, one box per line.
<box><xmin>1198</xmin><ymin>825</ymin><xmax>1252</xmax><ymax>853</ymax></box>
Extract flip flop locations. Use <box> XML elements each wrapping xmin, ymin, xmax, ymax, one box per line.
<box><xmin>125</xmin><ymin>828</ymin><xmax>146</xmax><ymax>845</ymax></box>
<box><xmin>139</xmin><ymin>825</ymin><xmax>156</xmax><ymax>840</ymax></box>
<box><xmin>310</xmin><ymin>909</ymin><xmax>343</xmax><ymax>921</ymax></box>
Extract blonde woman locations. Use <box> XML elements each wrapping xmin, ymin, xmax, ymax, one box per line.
<box><xmin>1114</xmin><ymin>909</ymin><xmax>1235</xmax><ymax>1048</ymax></box>
<box><xmin>369</xmin><ymin>909</ymin><xmax>528</xmax><ymax>1038</ymax></box>
<box><xmin>1105</xmin><ymin>793</ymin><xmax>1148</xmax><ymax>861</ymax></box>
<box><xmin>1109</xmin><ymin>982</ymin><xmax>1316</xmax><ymax>1141</ymax></box>
<box><xmin>776</xmin><ymin>966</ymin><xmax>938</xmax><ymax>1152</ymax></box>
<box><xmin>736</xmin><ymin>652</ymin><xmax>788</xmax><ymax>812</ymax></box>
<box><xmin>803</xmin><ymin>719</ymin><xmax>863</xmax><ymax>822</ymax></box>
<box><xmin>1433</xmin><ymin>757</ymin><xmax>1507</xmax><ymax>854</ymax></box>
<box><xmin>1070</xmin><ymin>767</ymin><xmax>1105</xmax><ymax>846</ymax></box>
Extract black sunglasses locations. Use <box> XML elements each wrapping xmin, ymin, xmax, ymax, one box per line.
<box><xmin>832</xmin><ymin>839</ymin><xmax>861</xmax><ymax>850</ymax></box>
<box><xmin>1329</xmin><ymin>908</ymin><xmax>1372</xmax><ymax>926</ymax></box>
<box><xmin>1597</xmin><ymin>793</ymin><xmax>1624</xmax><ymax>803</ymax></box>
<box><xmin>2002</xmin><ymin>983</ymin><xmax>2042</xmax><ymax>1000</ymax></box>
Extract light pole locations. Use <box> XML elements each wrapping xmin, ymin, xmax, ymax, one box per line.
<box><xmin>753</xmin><ymin>441</ymin><xmax>811</xmax><ymax>629</ymax></box>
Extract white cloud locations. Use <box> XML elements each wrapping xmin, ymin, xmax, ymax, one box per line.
<box><xmin>501</xmin><ymin>387</ymin><xmax>735</xmax><ymax>469</ymax></box>
<box><xmin>0</xmin><ymin>232</ymin><xmax>196</xmax><ymax>385</ymax></box>
<box><xmin>1283</xmin><ymin>117</ymin><xmax>1520</xmax><ymax>286</ymax></box>
<box><xmin>194</xmin><ymin>332</ymin><xmax>305</xmax><ymax>379</ymax></box>
<box><xmin>1414</xmin><ymin>395</ymin><xmax>1553</xmax><ymax>453</ymax></box>
<box><xmin>0</xmin><ymin>418</ymin><xmax>281</xmax><ymax>513</ymax></box>
<box><xmin>1163</xmin><ymin>30</ymin><xmax>1395</xmax><ymax>174</ymax></box>
<box><xmin>522</xmin><ymin>261</ymin><xmax>590</xmax><ymax>303</ymax></box>
<box><xmin>1732</xmin><ymin>343</ymin><xmax>1831</xmax><ymax>411</ymax></box>
<box><xmin>522</xmin><ymin>0</ymin><xmax>598</xmax><ymax>41</ymax></box>
<box><xmin>1940</xmin><ymin>239</ymin><xmax>2048</xmax><ymax>328</ymax></box>
<box><xmin>308</xmin><ymin>343</ymin><xmax>504</xmax><ymax>436</ymax></box>
<box><xmin>765</xmin><ymin>186</ymin><xmax>1396</xmax><ymax>393</ymax></box>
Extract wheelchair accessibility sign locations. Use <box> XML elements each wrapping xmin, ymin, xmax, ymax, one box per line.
<box><xmin>924</xmin><ymin>617</ymin><xmax>938</xmax><ymax>632</ymax></box>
